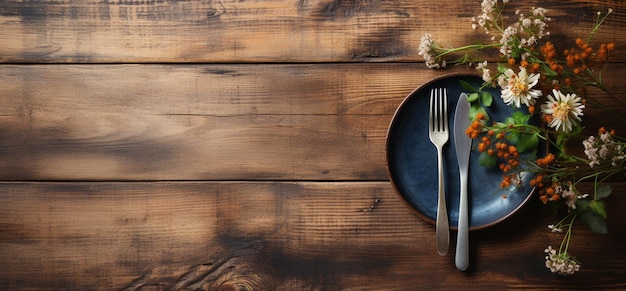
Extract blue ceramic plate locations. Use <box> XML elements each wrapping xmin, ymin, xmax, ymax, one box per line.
<box><xmin>386</xmin><ymin>74</ymin><xmax>535</xmax><ymax>230</ymax></box>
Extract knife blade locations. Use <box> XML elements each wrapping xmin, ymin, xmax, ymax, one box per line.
<box><xmin>454</xmin><ymin>93</ymin><xmax>472</xmax><ymax>271</ymax></box>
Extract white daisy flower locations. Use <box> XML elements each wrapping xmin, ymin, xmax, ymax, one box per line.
<box><xmin>500</xmin><ymin>67</ymin><xmax>542</xmax><ymax>108</ymax></box>
<box><xmin>541</xmin><ymin>89</ymin><xmax>585</xmax><ymax>133</ymax></box>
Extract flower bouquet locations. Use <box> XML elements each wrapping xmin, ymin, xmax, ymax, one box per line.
<box><xmin>419</xmin><ymin>0</ymin><xmax>625</xmax><ymax>275</ymax></box>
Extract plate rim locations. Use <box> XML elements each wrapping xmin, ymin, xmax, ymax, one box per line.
<box><xmin>385</xmin><ymin>72</ymin><xmax>536</xmax><ymax>231</ymax></box>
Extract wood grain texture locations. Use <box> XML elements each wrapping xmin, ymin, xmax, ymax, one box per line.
<box><xmin>0</xmin><ymin>0</ymin><xmax>624</xmax><ymax>62</ymax></box>
<box><xmin>0</xmin><ymin>63</ymin><xmax>412</xmax><ymax>180</ymax></box>
<box><xmin>1</xmin><ymin>182</ymin><xmax>625</xmax><ymax>290</ymax></box>
<box><xmin>0</xmin><ymin>64</ymin><xmax>624</xmax><ymax>181</ymax></box>
<box><xmin>2</xmin><ymin>0</ymin><xmax>626</xmax><ymax>289</ymax></box>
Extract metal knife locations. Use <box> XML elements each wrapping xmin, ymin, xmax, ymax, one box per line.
<box><xmin>454</xmin><ymin>93</ymin><xmax>472</xmax><ymax>271</ymax></box>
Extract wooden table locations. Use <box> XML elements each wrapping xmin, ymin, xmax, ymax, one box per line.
<box><xmin>1</xmin><ymin>0</ymin><xmax>625</xmax><ymax>289</ymax></box>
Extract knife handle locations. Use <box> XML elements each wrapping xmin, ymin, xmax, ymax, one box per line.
<box><xmin>455</xmin><ymin>169</ymin><xmax>469</xmax><ymax>270</ymax></box>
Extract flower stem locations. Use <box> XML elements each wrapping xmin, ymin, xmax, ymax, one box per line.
<box><xmin>434</xmin><ymin>43</ymin><xmax>502</xmax><ymax>59</ymax></box>
<box><xmin>587</xmin><ymin>9</ymin><xmax>613</xmax><ymax>43</ymax></box>
<box><xmin>560</xmin><ymin>213</ymin><xmax>577</xmax><ymax>255</ymax></box>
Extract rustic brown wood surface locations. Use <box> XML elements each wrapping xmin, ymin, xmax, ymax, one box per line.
<box><xmin>0</xmin><ymin>0</ymin><xmax>625</xmax><ymax>63</ymax></box>
<box><xmin>1</xmin><ymin>182</ymin><xmax>625</xmax><ymax>290</ymax></box>
<box><xmin>1</xmin><ymin>0</ymin><xmax>625</xmax><ymax>290</ymax></box>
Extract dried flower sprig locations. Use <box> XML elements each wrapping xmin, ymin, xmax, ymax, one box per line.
<box><xmin>419</xmin><ymin>0</ymin><xmax>623</xmax><ymax>275</ymax></box>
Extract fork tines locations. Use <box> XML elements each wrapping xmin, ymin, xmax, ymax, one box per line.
<box><xmin>429</xmin><ymin>88</ymin><xmax>448</xmax><ymax>133</ymax></box>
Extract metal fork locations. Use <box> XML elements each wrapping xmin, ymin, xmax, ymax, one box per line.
<box><xmin>428</xmin><ymin>88</ymin><xmax>449</xmax><ymax>256</ymax></box>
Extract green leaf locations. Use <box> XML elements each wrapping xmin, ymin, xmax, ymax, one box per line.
<box><xmin>578</xmin><ymin>206</ymin><xmax>608</xmax><ymax>234</ymax></box>
<box><xmin>515</xmin><ymin>133</ymin><xmax>538</xmax><ymax>152</ymax></box>
<box><xmin>497</xmin><ymin>63</ymin><xmax>508</xmax><ymax>73</ymax></box>
<box><xmin>467</xmin><ymin>92</ymin><xmax>479</xmax><ymax>103</ymax></box>
<box><xmin>479</xmin><ymin>151</ymin><xmax>497</xmax><ymax>168</ymax></box>
<box><xmin>469</xmin><ymin>103</ymin><xmax>489</xmax><ymax>121</ymax></box>
<box><xmin>506</xmin><ymin>131</ymin><xmax>520</xmax><ymax>144</ymax></box>
<box><xmin>576</xmin><ymin>199</ymin><xmax>589</xmax><ymax>210</ymax></box>
<box><xmin>595</xmin><ymin>184</ymin><xmax>612</xmax><ymax>199</ymax></box>
<box><xmin>512</xmin><ymin>111</ymin><xmax>530</xmax><ymax>124</ymax></box>
<box><xmin>481</xmin><ymin>91</ymin><xmax>493</xmax><ymax>107</ymax></box>
<box><xmin>459</xmin><ymin>80</ymin><xmax>478</xmax><ymax>93</ymax></box>
<box><xmin>589</xmin><ymin>200</ymin><xmax>607</xmax><ymax>219</ymax></box>
<box><xmin>576</xmin><ymin>200</ymin><xmax>608</xmax><ymax>234</ymax></box>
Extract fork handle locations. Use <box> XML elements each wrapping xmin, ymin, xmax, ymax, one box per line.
<box><xmin>435</xmin><ymin>148</ymin><xmax>449</xmax><ymax>256</ymax></box>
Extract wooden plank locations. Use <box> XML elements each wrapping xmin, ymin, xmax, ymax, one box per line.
<box><xmin>0</xmin><ymin>0</ymin><xmax>624</xmax><ymax>62</ymax></box>
<box><xmin>0</xmin><ymin>63</ymin><xmax>417</xmax><ymax>181</ymax></box>
<box><xmin>0</xmin><ymin>64</ymin><xmax>624</xmax><ymax>181</ymax></box>
<box><xmin>0</xmin><ymin>113</ymin><xmax>392</xmax><ymax>180</ymax></box>
<box><xmin>0</xmin><ymin>181</ymin><xmax>624</xmax><ymax>289</ymax></box>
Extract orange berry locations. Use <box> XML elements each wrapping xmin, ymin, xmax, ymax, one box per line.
<box><xmin>576</xmin><ymin>38</ymin><xmax>584</xmax><ymax>46</ymax></box>
<box><xmin>564</xmin><ymin>78</ymin><xmax>571</xmax><ymax>86</ymax></box>
<box><xmin>532</xmin><ymin>63</ymin><xmax>540</xmax><ymax>71</ymax></box>
<box><xmin>543</xmin><ymin>114</ymin><xmax>553</xmax><ymax>124</ymax></box>
<box><xmin>550</xmin><ymin>63</ymin><xmax>559</xmax><ymax>71</ymax></box>
<box><xmin>607</xmin><ymin>42</ymin><xmax>615</xmax><ymax>51</ymax></box>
